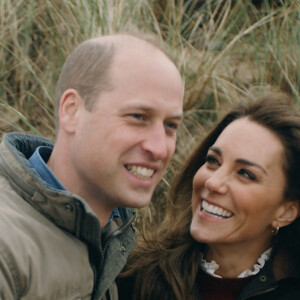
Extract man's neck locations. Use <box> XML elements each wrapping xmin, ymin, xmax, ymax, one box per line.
<box><xmin>47</xmin><ymin>146</ymin><xmax>114</xmax><ymax>227</ymax></box>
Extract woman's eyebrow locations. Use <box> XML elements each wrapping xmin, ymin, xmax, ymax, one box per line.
<box><xmin>236</xmin><ymin>158</ymin><xmax>267</xmax><ymax>174</ymax></box>
<box><xmin>209</xmin><ymin>146</ymin><xmax>267</xmax><ymax>174</ymax></box>
<box><xmin>209</xmin><ymin>146</ymin><xmax>221</xmax><ymax>156</ymax></box>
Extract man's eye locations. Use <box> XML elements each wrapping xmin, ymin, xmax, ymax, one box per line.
<box><xmin>238</xmin><ymin>169</ymin><xmax>257</xmax><ymax>181</ymax></box>
<box><xmin>129</xmin><ymin>113</ymin><xmax>145</xmax><ymax>120</ymax></box>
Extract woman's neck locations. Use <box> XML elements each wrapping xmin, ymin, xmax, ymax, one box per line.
<box><xmin>205</xmin><ymin>240</ymin><xmax>272</xmax><ymax>278</ymax></box>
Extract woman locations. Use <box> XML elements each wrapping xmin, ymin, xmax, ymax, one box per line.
<box><xmin>118</xmin><ymin>92</ymin><xmax>300</xmax><ymax>300</ymax></box>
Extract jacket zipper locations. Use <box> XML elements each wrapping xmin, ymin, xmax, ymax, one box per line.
<box><xmin>91</xmin><ymin>213</ymin><xmax>136</xmax><ymax>299</ymax></box>
<box><xmin>99</xmin><ymin>213</ymin><xmax>135</xmax><ymax>271</ymax></box>
<box><xmin>91</xmin><ymin>264</ymin><xmax>98</xmax><ymax>299</ymax></box>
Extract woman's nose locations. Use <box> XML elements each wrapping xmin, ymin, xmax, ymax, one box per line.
<box><xmin>204</xmin><ymin>169</ymin><xmax>228</xmax><ymax>194</ymax></box>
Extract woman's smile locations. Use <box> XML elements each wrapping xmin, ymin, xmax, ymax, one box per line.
<box><xmin>200</xmin><ymin>199</ymin><xmax>233</xmax><ymax>219</ymax></box>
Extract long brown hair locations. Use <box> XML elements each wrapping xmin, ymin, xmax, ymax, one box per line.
<box><xmin>120</xmin><ymin>92</ymin><xmax>300</xmax><ymax>300</ymax></box>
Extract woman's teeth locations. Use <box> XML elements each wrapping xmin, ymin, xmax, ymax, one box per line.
<box><xmin>201</xmin><ymin>200</ymin><xmax>233</xmax><ymax>219</ymax></box>
<box><xmin>126</xmin><ymin>165</ymin><xmax>155</xmax><ymax>179</ymax></box>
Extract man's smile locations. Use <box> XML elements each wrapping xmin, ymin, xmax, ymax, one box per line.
<box><xmin>125</xmin><ymin>164</ymin><xmax>155</xmax><ymax>180</ymax></box>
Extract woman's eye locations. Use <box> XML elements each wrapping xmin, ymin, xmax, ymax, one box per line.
<box><xmin>238</xmin><ymin>169</ymin><xmax>257</xmax><ymax>181</ymax></box>
<box><xmin>165</xmin><ymin>122</ymin><xmax>178</xmax><ymax>130</ymax></box>
<box><xmin>206</xmin><ymin>155</ymin><xmax>219</xmax><ymax>165</ymax></box>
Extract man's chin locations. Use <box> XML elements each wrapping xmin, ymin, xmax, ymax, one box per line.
<box><xmin>119</xmin><ymin>196</ymin><xmax>152</xmax><ymax>209</ymax></box>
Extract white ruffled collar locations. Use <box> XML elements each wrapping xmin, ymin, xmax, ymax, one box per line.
<box><xmin>200</xmin><ymin>248</ymin><xmax>272</xmax><ymax>278</ymax></box>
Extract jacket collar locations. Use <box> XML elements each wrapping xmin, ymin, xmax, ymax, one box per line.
<box><xmin>0</xmin><ymin>133</ymin><xmax>134</xmax><ymax>247</ymax></box>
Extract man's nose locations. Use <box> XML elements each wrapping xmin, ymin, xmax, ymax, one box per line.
<box><xmin>141</xmin><ymin>124</ymin><xmax>172</xmax><ymax>160</ymax></box>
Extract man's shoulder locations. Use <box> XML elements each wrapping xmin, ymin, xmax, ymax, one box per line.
<box><xmin>0</xmin><ymin>174</ymin><xmax>64</xmax><ymax>245</ymax></box>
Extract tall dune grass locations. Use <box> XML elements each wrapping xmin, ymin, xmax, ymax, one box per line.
<box><xmin>0</xmin><ymin>0</ymin><xmax>299</xmax><ymax>221</ymax></box>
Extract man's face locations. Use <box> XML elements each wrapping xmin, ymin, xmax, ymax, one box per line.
<box><xmin>69</xmin><ymin>46</ymin><xmax>183</xmax><ymax>211</ymax></box>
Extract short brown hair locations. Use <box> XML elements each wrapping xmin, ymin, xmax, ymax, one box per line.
<box><xmin>55</xmin><ymin>40</ymin><xmax>115</xmax><ymax>116</ymax></box>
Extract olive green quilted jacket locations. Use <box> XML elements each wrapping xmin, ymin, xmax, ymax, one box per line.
<box><xmin>0</xmin><ymin>133</ymin><xmax>136</xmax><ymax>300</ymax></box>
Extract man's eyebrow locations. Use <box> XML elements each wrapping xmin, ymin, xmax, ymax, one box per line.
<box><xmin>123</xmin><ymin>104</ymin><xmax>183</xmax><ymax>119</ymax></box>
<box><xmin>209</xmin><ymin>146</ymin><xmax>267</xmax><ymax>174</ymax></box>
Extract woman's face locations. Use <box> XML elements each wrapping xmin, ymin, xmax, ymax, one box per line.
<box><xmin>190</xmin><ymin>117</ymin><xmax>287</xmax><ymax>250</ymax></box>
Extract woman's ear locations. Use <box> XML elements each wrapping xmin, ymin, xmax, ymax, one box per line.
<box><xmin>59</xmin><ymin>89</ymin><xmax>83</xmax><ymax>133</ymax></box>
<box><xmin>272</xmin><ymin>200</ymin><xmax>299</xmax><ymax>229</ymax></box>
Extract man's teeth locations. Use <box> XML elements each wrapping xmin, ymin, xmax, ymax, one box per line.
<box><xmin>202</xmin><ymin>200</ymin><xmax>233</xmax><ymax>219</ymax></box>
<box><xmin>126</xmin><ymin>165</ymin><xmax>155</xmax><ymax>179</ymax></box>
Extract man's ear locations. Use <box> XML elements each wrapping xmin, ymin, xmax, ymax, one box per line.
<box><xmin>58</xmin><ymin>89</ymin><xmax>83</xmax><ymax>133</ymax></box>
<box><xmin>272</xmin><ymin>200</ymin><xmax>299</xmax><ymax>229</ymax></box>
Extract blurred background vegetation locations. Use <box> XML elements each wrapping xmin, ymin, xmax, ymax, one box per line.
<box><xmin>0</xmin><ymin>0</ymin><xmax>299</xmax><ymax>221</ymax></box>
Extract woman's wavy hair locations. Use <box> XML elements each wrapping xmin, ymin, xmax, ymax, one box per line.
<box><xmin>120</xmin><ymin>92</ymin><xmax>300</xmax><ymax>300</ymax></box>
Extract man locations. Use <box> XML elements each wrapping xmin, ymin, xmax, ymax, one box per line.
<box><xmin>0</xmin><ymin>34</ymin><xmax>183</xmax><ymax>299</ymax></box>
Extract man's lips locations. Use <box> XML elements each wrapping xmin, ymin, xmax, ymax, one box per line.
<box><xmin>125</xmin><ymin>164</ymin><xmax>156</xmax><ymax>180</ymax></box>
